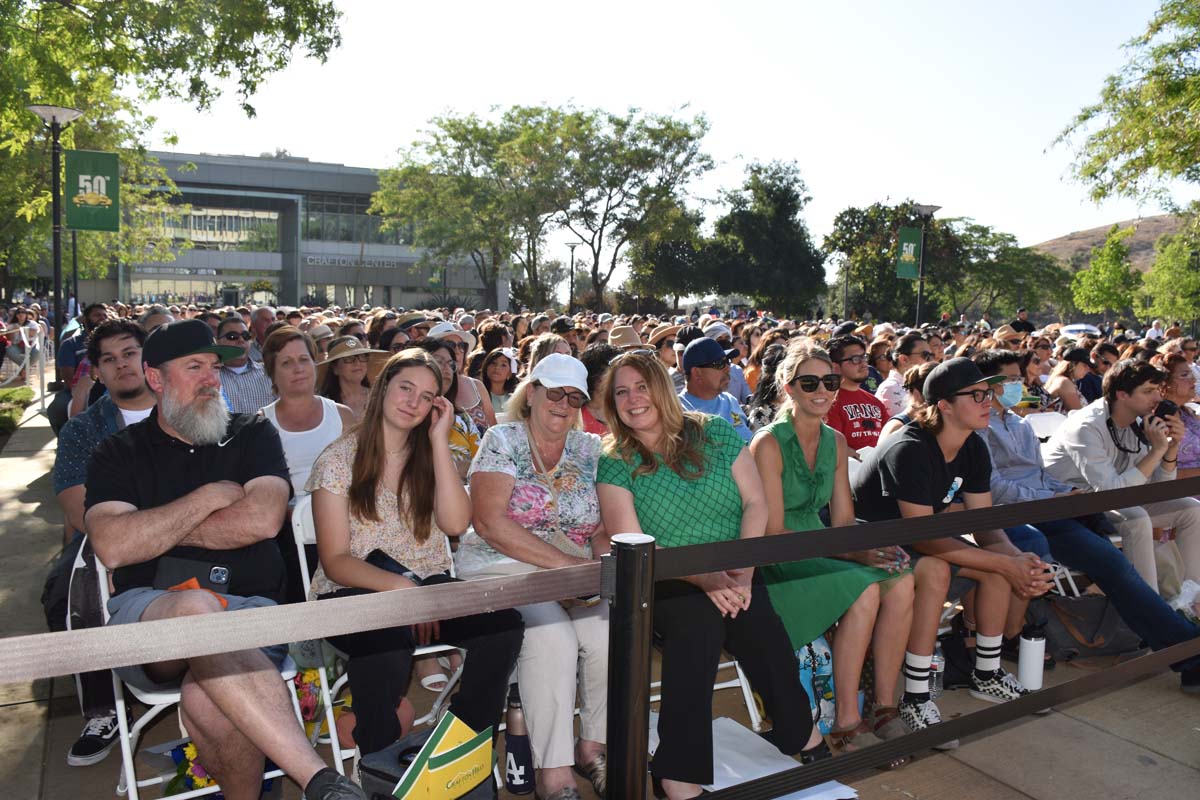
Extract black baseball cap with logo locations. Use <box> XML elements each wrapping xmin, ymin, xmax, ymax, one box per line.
<box><xmin>142</xmin><ymin>319</ymin><xmax>243</xmax><ymax>368</ymax></box>
<box><xmin>923</xmin><ymin>357</ymin><xmax>1005</xmax><ymax>404</ymax></box>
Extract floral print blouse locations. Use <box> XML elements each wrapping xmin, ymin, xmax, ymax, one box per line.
<box><xmin>456</xmin><ymin>422</ymin><xmax>602</xmax><ymax>574</ymax></box>
<box><xmin>305</xmin><ymin>434</ymin><xmax>452</xmax><ymax>597</ymax></box>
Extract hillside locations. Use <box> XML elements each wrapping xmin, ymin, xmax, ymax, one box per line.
<box><xmin>1030</xmin><ymin>214</ymin><xmax>1185</xmax><ymax>272</ymax></box>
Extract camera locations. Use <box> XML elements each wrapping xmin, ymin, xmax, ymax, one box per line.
<box><xmin>1152</xmin><ymin>399</ymin><xmax>1179</xmax><ymax>422</ymax></box>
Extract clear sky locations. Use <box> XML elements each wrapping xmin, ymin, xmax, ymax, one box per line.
<box><xmin>144</xmin><ymin>0</ymin><xmax>1167</xmax><ymax>256</ymax></box>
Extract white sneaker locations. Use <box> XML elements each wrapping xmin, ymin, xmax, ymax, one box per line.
<box><xmin>899</xmin><ymin>697</ymin><xmax>959</xmax><ymax>750</ymax></box>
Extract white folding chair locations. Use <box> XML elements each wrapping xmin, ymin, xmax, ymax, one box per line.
<box><xmin>96</xmin><ymin>557</ymin><xmax>302</xmax><ymax>800</ymax></box>
<box><xmin>291</xmin><ymin>494</ymin><xmax>463</xmax><ymax>775</ymax></box>
<box><xmin>1024</xmin><ymin>411</ymin><xmax>1067</xmax><ymax>441</ymax></box>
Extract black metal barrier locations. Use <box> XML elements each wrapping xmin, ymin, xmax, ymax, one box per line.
<box><xmin>601</xmin><ymin>475</ymin><xmax>1200</xmax><ymax>800</ymax></box>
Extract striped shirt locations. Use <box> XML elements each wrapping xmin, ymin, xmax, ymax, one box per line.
<box><xmin>220</xmin><ymin>359</ymin><xmax>276</xmax><ymax>415</ymax></box>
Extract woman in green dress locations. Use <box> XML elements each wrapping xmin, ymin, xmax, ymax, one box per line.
<box><xmin>750</xmin><ymin>340</ymin><xmax>915</xmax><ymax>762</ymax></box>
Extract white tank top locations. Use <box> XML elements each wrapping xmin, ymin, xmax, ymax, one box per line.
<box><xmin>262</xmin><ymin>396</ymin><xmax>344</xmax><ymax>498</ymax></box>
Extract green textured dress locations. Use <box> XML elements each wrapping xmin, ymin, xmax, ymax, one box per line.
<box><xmin>761</xmin><ymin>413</ymin><xmax>899</xmax><ymax>649</ymax></box>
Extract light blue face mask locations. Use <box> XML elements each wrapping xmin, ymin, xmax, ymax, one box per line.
<box><xmin>998</xmin><ymin>380</ymin><xmax>1024</xmax><ymax>408</ymax></box>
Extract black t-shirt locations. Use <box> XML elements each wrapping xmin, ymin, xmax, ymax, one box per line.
<box><xmin>1010</xmin><ymin>318</ymin><xmax>1036</xmax><ymax>334</ymax></box>
<box><xmin>851</xmin><ymin>421</ymin><xmax>992</xmax><ymax>522</ymax></box>
<box><xmin>85</xmin><ymin>409</ymin><xmax>291</xmax><ymax>598</ymax></box>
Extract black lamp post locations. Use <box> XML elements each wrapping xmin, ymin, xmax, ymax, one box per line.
<box><xmin>566</xmin><ymin>242</ymin><xmax>578</xmax><ymax>313</ymax></box>
<box><xmin>27</xmin><ymin>104</ymin><xmax>83</xmax><ymax>337</ymax></box>
<box><xmin>913</xmin><ymin>203</ymin><xmax>941</xmax><ymax>327</ymax></box>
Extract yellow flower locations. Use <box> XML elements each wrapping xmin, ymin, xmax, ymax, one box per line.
<box><xmin>183</xmin><ymin>743</ymin><xmax>198</xmax><ymax>761</ymax></box>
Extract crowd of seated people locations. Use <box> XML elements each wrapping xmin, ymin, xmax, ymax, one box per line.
<box><xmin>35</xmin><ymin>299</ymin><xmax>1200</xmax><ymax>799</ymax></box>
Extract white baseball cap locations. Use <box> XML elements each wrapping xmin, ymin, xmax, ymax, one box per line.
<box><xmin>427</xmin><ymin>321</ymin><xmax>477</xmax><ymax>351</ymax></box>
<box><xmin>529</xmin><ymin>353</ymin><xmax>589</xmax><ymax>398</ymax></box>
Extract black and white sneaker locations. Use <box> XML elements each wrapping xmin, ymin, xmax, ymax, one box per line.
<box><xmin>898</xmin><ymin>697</ymin><xmax>959</xmax><ymax>750</ymax></box>
<box><xmin>66</xmin><ymin>712</ymin><xmax>119</xmax><ymax>766</ymax></box>
<box><xmin>969</xmin><ymin>668</ymin><xmax>1030</xmax><ymax>704</ymax></box>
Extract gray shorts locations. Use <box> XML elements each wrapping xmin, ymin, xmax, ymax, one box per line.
<box><xmin>106</xmin><ymin>587</ymin><xmax>289</xmax><ymax>693</ymax></box>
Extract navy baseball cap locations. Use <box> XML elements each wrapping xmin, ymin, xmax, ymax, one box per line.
<box><xmin>142</xmin><ymin>319</ymin><xmax>242</xmax><ymax>368</ymax></box>
<box><xmin>682</xmin><ymin>337</ymin><xmax>736</xmax><ymax>373</ymax></box>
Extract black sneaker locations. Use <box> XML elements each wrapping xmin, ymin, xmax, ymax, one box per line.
<box><xmin>1181</xmin><ymin>666</ymin><xmax>1200</xmax><ymax>694</ymax></box>
<box><xmin>304</xmin><ymin>767</ymin><xmax>368</xmax><ymax>800</ymax></box>
<box><xmin>66</xmin><ymin>712</ymin><xmax>119</xmax><ymax>766</ymax></box>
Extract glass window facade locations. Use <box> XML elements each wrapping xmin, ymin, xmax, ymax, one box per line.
<box><xmin>159</xmin><ymin>208</ymin><xmax>279</xmax><ymax>252</ymax></box>
<box><xmin>302</xmin><ymin>192</ymin><xmax>413</xmax><ymax>245</ymax></box>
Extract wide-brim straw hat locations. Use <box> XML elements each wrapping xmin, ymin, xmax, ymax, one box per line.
<box><xmin>316</xmin><ymin>335</ymin><xmax>387</xmax><ymax>387</ymax></box>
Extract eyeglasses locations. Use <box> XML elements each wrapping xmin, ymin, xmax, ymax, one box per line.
<box><xmin>542</xmin><ymin>386</ymin><xmax>587</xmax><ymax>408</ymax></box>
<box><xmin>454</xmin><ymin>341</ymin><xmax>469</xmax><ymax>352</ymax></box>
<box><xmin>342</xmin><ymin>354</ymin><xmax>369</xmax><ymax>364</ymax></box>
<box><xmin>914</xmin><ymin>351</ymin><xmax>935</xmax><ymax>361</ymax></box>
<box><xmin>221</xmin><ymin>331</ymin><xmax>252</xmax><ymax>341</ymax></box>
<box><xmin>1031</xmin><ymin>357</ymin><xmax>1041</xmax><ymax>365</ymax></box>
<box><xmin>389</xmin><ymin>342</ymin><xmax>407</xmax><ymax>353</ymax></box>
<box><xmin>658</xmin><ymin>339</ymin><xmax>676</xmax><ymax>349</ymax></box>
<box><xmin>833</xmin><ymin>354</ymin><xmax>867</xmax><ymax>365</ymax></box>
<box><xmin>350</xmin><ymin>332</ymin><xmax>367</xmax><ymax>342</ymax></box>
<box><xmin>791</xmin><ymin>374</ymin><xmax>841</xmax><ymax>393</ymax></box>
<box><xmin>952</xmin><ymin>387</ymin><xmax>996</xmax><ymax>404</ymax></box>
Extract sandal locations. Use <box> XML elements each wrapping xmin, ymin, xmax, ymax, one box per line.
<box><xmin>573</xmin><ymin>753</ymin><xmax>606</xmax><ymax>797</ymax></box>
<box><xmin>829</xmin><ymin>719</ymin><xmax>909</xmax><ymax>770</ymax></box>
<box><xmin>870</xmin><ymin>706</ymin><xmax>908</xmax><ymax>742</ymax></box>
<box><xmin>799</xmin><ymin>739</ymin><xmax>832</xmax><ymax>765</ymax></box>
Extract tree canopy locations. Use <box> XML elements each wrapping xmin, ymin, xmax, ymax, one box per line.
<box><xmin>1071</xmin><ymin>225</ymin><xmax>1142</xmax><ymax>318</ymax></box>
<box><xmin>1141</xmin><ymin>225</ymin><xmax>1200</xmax><ymax>322</ymax></box>
<box><xmin>1057</xmin><ymin>0</ymin><xmax>1200</xmax><ymax>205</ymax></box>
<box><xmin>1</xmin><ymin>0</ymin><xmax>342</xmax><ymax>297</ymax></box>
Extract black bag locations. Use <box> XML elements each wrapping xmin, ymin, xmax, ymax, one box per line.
<box><xmin>358</xmin><ymin>728</ymin><xmax>496</xmax><ymax>799</ymax></box>
<box><xmin>42</xmin><ymin>533</ymin><xmax>86</xmax><ymax>632</ymax></box>
<box><xmin>1029</xmin><ymin>595</ymin><xmax>1145</xmax><ymax>663</ymax></box>
<box><xmin>937</xmin><ymin>630</ymin><xmax>975</xmax><ymax>690</ymax></box>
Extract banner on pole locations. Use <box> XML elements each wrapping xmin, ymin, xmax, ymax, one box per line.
<box><xmin>65</xmin><ymin>150</ymin><xmax>120</xmax><ymax>232</ymax></box>
<box><xmin>896</xmin><ymin>227</ymin><xmax>921</xmax><ymax>280</ymax></box>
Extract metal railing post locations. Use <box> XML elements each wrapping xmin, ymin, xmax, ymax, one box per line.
<box><xmin>604</xmin><ymin>533</ymin><xmax>656</xmax><ymax>800</ymax></box>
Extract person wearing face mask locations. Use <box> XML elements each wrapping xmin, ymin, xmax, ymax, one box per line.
<box><xmin>974</xmin><ymin>350</ymin><xmax>1200</xmax><ymax>691</ymax></box>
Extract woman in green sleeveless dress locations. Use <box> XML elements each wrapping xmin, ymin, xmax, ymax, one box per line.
<box><xmin>750</xmin><ymin>341</ymin><xmax>915</xmax><ymax>762</ymax></box>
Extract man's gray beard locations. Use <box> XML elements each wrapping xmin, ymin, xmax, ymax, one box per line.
<box><xmin>161</xmin><ymin>385</ymin><xmax>229</xmax><ymax>445</ymax></box>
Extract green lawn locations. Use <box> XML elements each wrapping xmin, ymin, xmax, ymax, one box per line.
<box><xmin>0</xmin><ymin>386</ymin><xmax>36</xmax><ymax>434</ymax></box>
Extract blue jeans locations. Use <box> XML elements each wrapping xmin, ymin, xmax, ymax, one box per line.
<box><xmin>1032</xmin><ymin>517</ymin><xmax>1200</xmax><ymax>672</ymax></box>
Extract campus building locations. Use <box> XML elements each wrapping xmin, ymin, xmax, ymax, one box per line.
<box><xmin>54</xmin><ymin>150</ymin><xmax>504</xmax><ymax>309</ymax></box>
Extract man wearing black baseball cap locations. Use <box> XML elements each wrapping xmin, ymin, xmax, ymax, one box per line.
<box><xmin>852</xmin><ymin>358</ymin><xmax>1053</xmax><ymax>743</ymax></box>
<box><xmin>84</xmin><ymin>320</ymin><xmax>367</xmax><ymax>800</ymax></box>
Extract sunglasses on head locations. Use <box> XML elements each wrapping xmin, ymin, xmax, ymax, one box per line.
<box><xmin>221</xmin><ymin>331</ymin><xmax>252</xmax><ymax>342</ymax></box>
<box><xmin>792</xmin><ymin>374</ymin><xmax>841</xmax><ymax>393</ymax></box>
<box><xmin>541</xmin><ymin>385</ymin><xmax>587</xmax><ymax>408</ymax></box>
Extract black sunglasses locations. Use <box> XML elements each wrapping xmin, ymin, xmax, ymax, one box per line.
<box><xmin>696</xmin><ymin>357</ymin><xmax>731</xmax><ymax>371</ymax></box>
<box><xmin>792</xmin><ymin>374</ymin><xmax>841</xmax><ymax>393</ymax></box>
<box><xmin>542</xmin><ymin>386</ymin><xmax>587</xmax><ymax>408</ymax></box>
<box><xmin>221</xmin><ymin>331</ymin><xmax>253</xmax><ymax>342</ymax></box>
